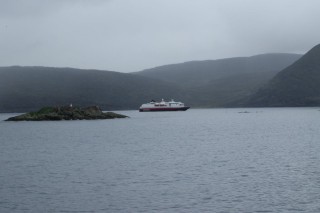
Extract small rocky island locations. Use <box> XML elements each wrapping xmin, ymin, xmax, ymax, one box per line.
<box><xmin>5</xmin><ymin>106</ymin><xmax>128</xmax><ymax>121</ymax></box>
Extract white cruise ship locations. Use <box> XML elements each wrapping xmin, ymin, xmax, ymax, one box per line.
<box><xmin>139</xmin><ymin>99</ymin><xmax>190</xmax><ymax>112</ymax></box>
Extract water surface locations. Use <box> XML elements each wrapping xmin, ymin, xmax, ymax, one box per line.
<box><xmin>1</xmin><ymin>108</ymin><xmax>320</xmax><ymax>212</ymax></box>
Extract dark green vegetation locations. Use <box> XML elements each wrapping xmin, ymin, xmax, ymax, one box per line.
<box><xmin>3</xmin><ymin>45</ymin><xmax>320</xmax><ymax>112</ymax></box>
<box><xmin>136</xmin><ymin>53</ymin><xmax>301</xmax><ymax>89</ymax></box>
<box><xmin>0</xmin><ymin>67</ymin><xmax>185</xmax><ymax>112</ymax></box>
<box><xmin>0</xmin><ymin>53</ymin><xmax>301</xmax><ymax>112</ymax></box>
<box><xmin>245</xmin><ymin>44</ymin><xmax>320</xmax><ymax>107</ymax></box>
<box><xmin>5</xmin><ymin>106</ymin><xmax>128</xmax><ymax>121</ymax></box>
<box><xmin>136</xmin><ymin>53</ymin><xmax>301</xmax><ymax>107</ymax></box>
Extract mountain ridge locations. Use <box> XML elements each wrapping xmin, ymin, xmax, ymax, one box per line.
<box><xmin>0</xmin><ymin>52</ymin><xmax>306</xmax><ymax>112</ymax></box>
<box><xmin>244</xmin><ymin>44</ymin><xmax>320</xmax><ymax>107</ymax></box>
<box><xmin>135</xmin><ymin>53</ymin><xmax>302</xmax><ymax>89</ymax></box>
<box><xmin>0</xmin><ymin>66</ymin><xmax>186</xmax><ymax>112</ymax></box>
<box><xmin>135</xmin><ymin>53</ymin><xmax>302</xmax><ymax>107</ymax></box>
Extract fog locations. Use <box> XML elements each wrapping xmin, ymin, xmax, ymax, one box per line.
<box><xmin>1</xmin><ymin>0</ymin><xmax>319</xmax><ymax>72</ymax></box>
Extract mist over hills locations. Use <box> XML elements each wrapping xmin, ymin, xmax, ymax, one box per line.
<box><xmin>0</xmin><ymin>66</ymin><xmax>185</xmax><ymax>112</ymax></box>
<box><xmin>136</xmin><ymin>53</ymin><xmax>301</xmax><ymax>107</ymax></box>
<box><xmin>0</xmin><ymin>52</ymin><xmax>307</xmax><ymax>112</ymax></box>
<box><xmin>245</xmin><ymin>44</ymin><xmax>320</xmax><ymax>107</ymax></box>
<box><xmin>135</xmin><ymin>53</ymin><xmax>301</xmax><ymax>88</ymax></box>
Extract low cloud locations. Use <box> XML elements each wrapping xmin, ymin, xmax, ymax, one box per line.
<box><xmin>0</xmin><ymin>0</ymin><xmax>319</xmax><ymax>72</ymax></box>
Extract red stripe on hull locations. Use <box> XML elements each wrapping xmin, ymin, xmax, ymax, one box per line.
<box><xmin>139</xmin><ymin>107</ymin><xmax>190</xmax><ymax>112</ymax></box>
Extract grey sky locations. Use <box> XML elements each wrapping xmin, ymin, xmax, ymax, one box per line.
<box><xmin>1</xmin><ymin>0</ymin><xmax>319</xmax><ymax>72</ymax></box>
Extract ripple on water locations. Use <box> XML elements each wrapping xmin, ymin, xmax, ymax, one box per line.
<box><xmin>0</xmin><ymin>108</ymin><xmax>320</xmax><ymax>212</ymax></box>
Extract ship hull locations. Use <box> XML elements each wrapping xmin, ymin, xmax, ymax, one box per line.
<box><xmin>139</xmin><ymin>106</ymin><xmax>190</xmax><ymax>112</ymax></box>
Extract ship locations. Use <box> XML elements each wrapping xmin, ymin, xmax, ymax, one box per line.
<box><xmin>139</xmin><ymin>99</ymin><xmax>190</xmax><ymax>112</ymax></box>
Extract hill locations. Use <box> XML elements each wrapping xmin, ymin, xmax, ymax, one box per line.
<box><xmin>136</xmin><ymin>53</ymin><xmax>301</xmax><ymax>107</ymax></box>
<box><xmin>135</xmin><ymin>54</ymin><xmax>301</xmax><ymax>88</ymax></box>
<box><xmin>0</xmin><ymin>66</ymin><xmax>185</xmax><ymax>112</ymax></box>
<box><xmin>0</xmin><ymin>53</ymin><xmax>303</xmax><ymax>112</ymax></box>
<box><xmin>245</xmin><ymin>44</ymin><xmax>320</xmax><ymax>107</ymax></box>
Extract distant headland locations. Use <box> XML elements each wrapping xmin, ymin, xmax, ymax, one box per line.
<box><xmin>5</xmin><ymin>105</ymin><xmax>128</xmax><ymax>121</ymax></box>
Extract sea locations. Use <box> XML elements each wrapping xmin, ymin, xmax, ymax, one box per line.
<box><xmin>0</xmin><ymin>108</ymin><xmax>320</xmax><ymax>213</ymax></box>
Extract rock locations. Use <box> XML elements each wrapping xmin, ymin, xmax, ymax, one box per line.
<box><xmin>5</xmin><ymin>106</ymin><xmax>128</xmax><ymax>121</ymax></box>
